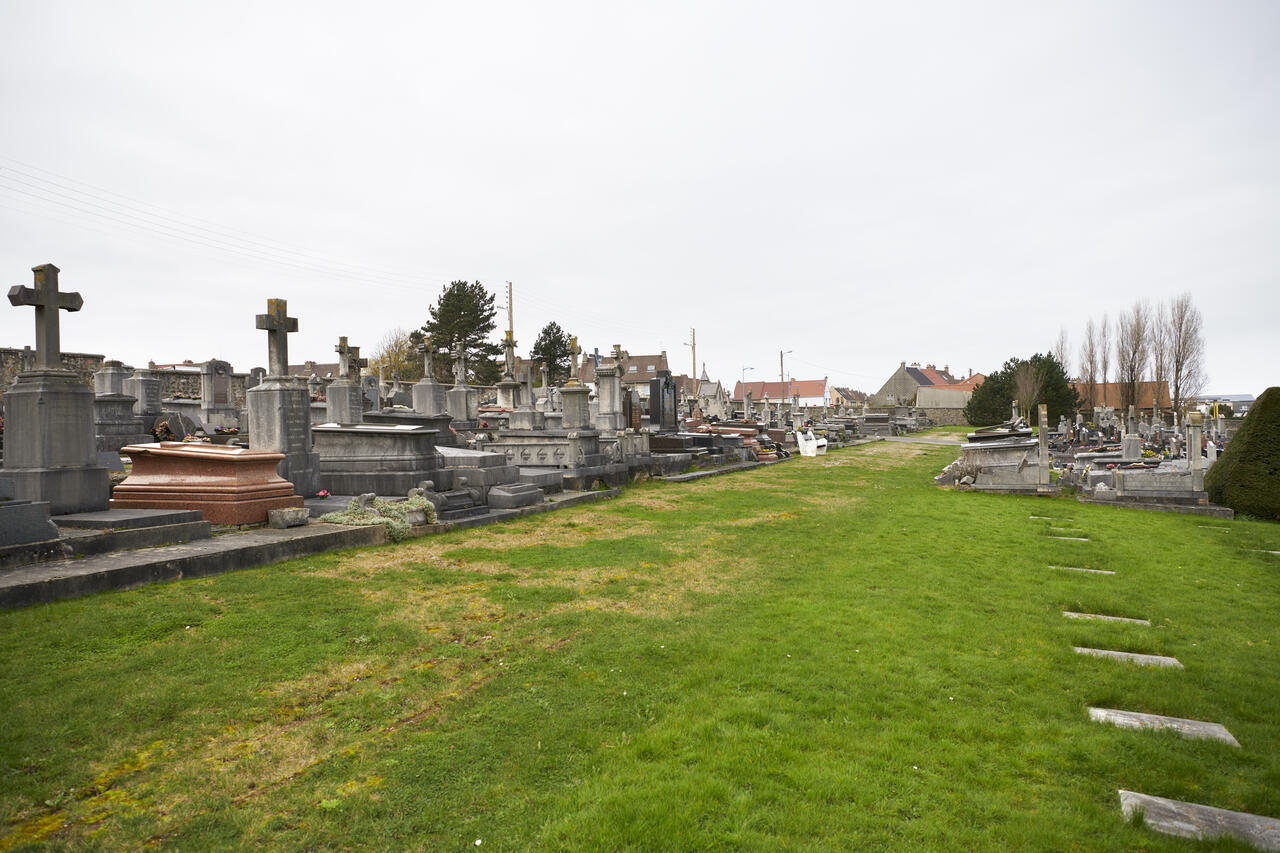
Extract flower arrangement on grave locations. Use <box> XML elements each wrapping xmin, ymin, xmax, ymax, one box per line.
<box><xmin>213</xmin><ymin>427</ymin><xmax>239</xmax><ymax>435</ymax></box>
<box><xmin>316</xmin><ymin>489</ymin><xmax>330</xmax><ymax>499</ymax></box>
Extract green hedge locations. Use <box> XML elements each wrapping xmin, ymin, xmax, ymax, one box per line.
<box><xmin>1205</xmin><ymin>386</ymin><xmax>1280</xmax><ymax>519</ymax></box>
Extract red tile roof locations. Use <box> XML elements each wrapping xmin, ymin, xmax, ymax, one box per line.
<box><xmin>733</xmin><ymin>379</ymin><xmax>828</xmax><ymax>400</ymax></box>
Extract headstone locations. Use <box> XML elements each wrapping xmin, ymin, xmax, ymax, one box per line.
<box><xmin>561</xmin><ymin>383</ymin><xmax>592</xmax><ymax>430</ymax></box>
<box><xmin>1038</xmin><ymin>403</ymin><xmax>1050</xmax><ymax>487</ymax></box>
<box><xmin>649</xmin><ymin>370</ymin><xmax>679</xmax><ymax>431</ymax></box>
<box><xmin>2</xmin><ymin>264</ymin><xmax>109</xmax><ymax>513</ymax></box>
<box><xmin>200</xmin><ymin>359</ymin><xmax>238</xmax><ymax>428</ymax></box>
<box><xmin>93</xmin><ymin>360</ymin><xmax>150</xmax><ymax>451</ymax></box>
<box><xmin>594</xmin><ymin>351</ymin><xmax>626</xmax><ymax>431</ymax></box>
<box><xmin>123</xmin><ymin>367</ymin><xmax>162</xmax><ymax>418</ymax></box>
<box><xmin>247</xmin><ymin>298</ymin><xmax>320</xmax><ymax>496</ymax></box>
<box><xmin>1121</xmin><ymin>433</ymin><xmax>1142</xmax><ymax>460</ymax></box>
<box><xmin>326</xmin><ymin>336</ymin><xmax>366</xmax><ymax>424</ymax></box>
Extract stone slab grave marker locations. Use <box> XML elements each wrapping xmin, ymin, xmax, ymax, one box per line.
<box><xmin>445</xmin><ymin>338</ymin><xmax>479</xmax><ymax>421</ymax></box>
<box><xmin>1073</xmin><ymin>646</ymin><xmax>1182</xmax><ymax>668</ymax></box>
<box><xmin>1063</xmin><ymin>611</ymin><xmax>1149</xmax><ymax>625</ymax></box>
<box><xmin>247</xmin><ymin>298</ymin><xmax>320</xmax><ymax>495</ymax></box>
<box><xmin>412</xmin><ymin>337</ymin><xmax>447</xmax><ymax>416</ymax></box>
<box><xmin>1088</xmin><ymin>708</ymin><xmax>1239</xmax><ymax>746</ymax></box>
<box><xmin>1119</xmin><ymin>790</ymin><xmax>1280</xmax><ymax>850</ymax></box>
<box><xmin>1050</xmin><ymin>565</ymin><xmax>1114</xmax><ymax>575</ymax></box>
<box><xmin>326</xmin><ymin>336</ymin><xmax>367</xmax><ymax>424</ymax></box>
<box><xmin>3</xmin><ymin>263</ymin><xmax>108</xmax><ymax>513</ymax></box>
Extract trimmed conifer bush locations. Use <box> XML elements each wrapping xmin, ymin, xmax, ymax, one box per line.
<box><xmin>1205</xmin><ymin>386</ymin><xmax>1280</xmax><ymax>519</ymax></box>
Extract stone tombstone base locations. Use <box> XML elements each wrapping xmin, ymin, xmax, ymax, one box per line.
<box><xmin>561</xmin><ymin>385</ymin><xmax>591</xmax><ymax>430</ymax></box>
<box><xmin>0</xmin><ymin>499</ymin><xmax>61</xmax><ymax>546</ymax></box>
<box><xmin>326</xmin><ymin>379</ymin><xmax>364</xmax><ymax>424</ymax></box>
<box><xmin>111</xmin><ymin>442</ymin><xmax>302</xmax><ymax>525</ymax></box>
<box><xmin>2</xmin><ymin>370</ymin><xmax>109</xmax><ymax>513</ymax></box>
<box><xmin>247</xmin><ymin>379</ymin><xmax>321</xmax><ymax>496</ymax></box>
<box><xmin>446</xmin><ymin>385</ymin><xmax>479</xmax><ymax>422</ymax></box>
<box><xmin>312</xmin><ymin>423</ymin><xmax>447</xmax><ymax>495</ymax></box>
<box><xmin>94</xmin><ymin>394</ymin><xmax>150</xmax><ymax>452</ymax></box>
<box><xmin>412</xmin><ymin>379</ymin><xmax>447</xmax><ymax>416</ymax></box>
<box><xmin>508</xmin><ymin>408</ymin><xmax>546</xmax><ymax>430</ymax></box>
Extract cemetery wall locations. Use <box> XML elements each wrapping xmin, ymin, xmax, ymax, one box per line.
<box><xmin>0</xmin><ymin>348</ymin><xmax>104</xmax><ymax>397</ymax></box>
<box><xmin>918</xmin><ymin>406</ymin><xmax>969</xmax><ymax>426</ymax></box>
<box><xmin>155</xmin><ymin>372</ymin><xmax>250</xmax><ymax>407</ymax></box>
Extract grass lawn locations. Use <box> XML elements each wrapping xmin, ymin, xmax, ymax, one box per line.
<box><xmin>913</xmin><ymin>425</ymin><xmax>972</xmax><ymax>438</ymax></box>
<box><xmin>2</xmin><ymin>442</ymin><xmax>1278</xmax><ymax>851</ymax></box>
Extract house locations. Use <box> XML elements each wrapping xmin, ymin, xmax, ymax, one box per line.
<box><xmin>831</xmin><ymin>387</ymin><xmax>867</xmax><ymax>407</ymax></box>
<box><xmin>915</xmin><ymin>373</ymin><xmax>985</xmax><ymax>408</ymax></box>
<box><xmin>870</xmin><ymin>362</ymin><xmax>963</xmax><ymax>406</ymax></box>
<box><xmin>1072</xmin><ymin>380</ymin><xmax>1171</xmax><ymax>413</ymax></box>
<box><xmin>579</xmin><ymin>349</ymin><xmax>669</xmax><ymax>399</ymax></box>
<box><xmin>733</xmin><ymin>378</ymin><xmax>829</xmax><ymax>407</ymax></box>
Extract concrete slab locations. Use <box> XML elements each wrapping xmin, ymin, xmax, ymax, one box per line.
<box><xmin>1063</xmin><ymin>611</ymin><xmax>1149</xmax><ymax>625</ymax></box>
<box><xmin>1050</xmin><ymin>565</ymin><xmax>1115</xmax><ymax>575</ymax></box>
<box><xmin>1029</xmin><ymin>515</ymin><xmax>1068</xmax><ymax>520</ymax></box>
<box><xmin>1073</xmin><ymin>647</ymin><xmax>1182</xmax><ymax>668</ymax></box>
<box><xmin>1119</xmin><ymin>790</ymin><xmax>1280</xmax><ymax>850</ymax></box>
<box><xmin>1049</xmin><ymin>535</ymin><xmax>1089</xmax><ymax>541</ymax></box>
<box><xmin>1089</xmin><ymin>708</ymin><xmax>1239</xmax><ymax>746</ymax></box>
<box><xmin>55</xmin><ymin>508</ymin><xmax>203</xmax><ymax>530</ymax></box>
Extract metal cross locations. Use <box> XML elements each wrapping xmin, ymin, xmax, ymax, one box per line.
<box><xmin>255</xmin><ymin>298</ymin><xmax>297</xmax><ymax>377</ymax></box>
<box><xmin>7</xmin><ymin>264</ymin><xmax>83</xmax><ymax>371</ymax></box>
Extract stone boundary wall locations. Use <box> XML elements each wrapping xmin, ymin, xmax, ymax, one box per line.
<box><xmin>918</xmin><ymin>407</ymin><xmax>969</xmax><ymax>426</ymax></box>
<box><xmin>1</xmin><ymin>348</ymin><xmax>104</xmax><ymax>398</ymax></box>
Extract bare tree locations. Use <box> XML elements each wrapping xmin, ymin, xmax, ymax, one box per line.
<box><xmin>1167</xmin><ymin>292</ymin><xmax>1207</xmax><ymax>415</ymax></box>
<box><xmin>1097</xmin><ymin>313</ymin><xmax>1111</xmax><ymax>408</ymax></box>
<box><xmin>1052</xmin><ymin>327</ymin><xmax>1070</xmax><ymax>380</ymax></box>
<box><xmin>1149</xmin><ymin>300</ymin><xmax>1171</xmax><ymax>420</ymax></box>
<box><xmin>1078</xmin><ymin>317</ymin><xmax>1098</xmax><ymax>416</ymax></box>
<box><xmin>1114</xmin><ymin>300</ymin><xmax>1152</xmax><ymax>412</ymax></box>
<box><xmin>1013</xmin><ymin>362</ymin><xmax>1040</xmax><ymax>420</ymax></box>
<box><xmin>367</xmin><ymin>327</ymin><xmax>421</xmax><ymax>383</ymax></box>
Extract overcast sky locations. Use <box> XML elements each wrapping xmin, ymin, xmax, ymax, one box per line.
<box><xmin>2</xmin><ymin>1</ymin><xmax>1276</xmax><ymax>396</ymax></box>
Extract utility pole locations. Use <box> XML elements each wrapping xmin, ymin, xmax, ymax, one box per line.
<box><xmin>685</xmin><ymin>328</ymin><xmax>696</xmax><ymax>380</ymax></box>
<box><xmin>779</xmin><ymin>350</ymin><xmax>785</xmax><ymax>384</ymax></box>
<box><xmin>506</xmin><ymin>281</ymin><xmax>514</xmax><ymax>337</ymax></box>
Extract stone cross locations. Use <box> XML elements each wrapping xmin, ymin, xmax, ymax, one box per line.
<box><xmin>566</xmin><ymin>336</ymin><xmax>581</xmax><ymax>386</ymax></box>
<box><xmin>540</xmin><ymin>362</ymin><xmax>550</xmax><ymax>392</ymax></box>
<box><xmin>416</xmin><ymin>337</ymin><xmax>435</xmax><ymax>379</ymax></box>
<box><xmin>255</xmin><ymin>298</ymin><xmax>297</xmax><ymax>377</ymax></box>
<box><xmin>503</xmin><ymin>329</ymin><xmax>517</xmax><ymax>378</ymax></box>
<box><xmin>335</xmin><ymin>336</ymin><xmax>367</xmax><ymax>380</ymax></box>
<box><xmin>7</xmin><ymin>263</ymin><xmax>83</xmax><ymax>371</ymax></box>
<box><xmin>452</xmin><ymin>338</ymin><xmax>467</xmax><ymax>386</ymax></box>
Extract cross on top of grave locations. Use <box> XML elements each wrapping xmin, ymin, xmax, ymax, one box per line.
<box><xmin>8</xmin><ymin>264</ymin><xmax>83</xmax><ymax>371</ymax></box>
<box><xmin>335</xmin><ymin>336</ymin><xmax>367</xmax><ymax>380</ymax></box>
<box><xmin>566</xmin><ymin>336</ymin><xmax>582</xmax><ymax>386</ymax></box>
<box><xmin>416</xmin><ymin>336</ymin><xmax>436</xmax><ymax>376</ymax></box>
<box><xmin>255</xmin><ymin>298</ymin><xmax>297</xmax><ymax>377</ymax></box>
<box><xmin>452</xmin><ymin>338</ymin><xmax>467</xmax><ymax>385</ymax></box>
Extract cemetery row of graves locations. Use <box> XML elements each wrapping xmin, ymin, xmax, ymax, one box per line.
<box><xmin>1</xmin><ymin>263</ymin><xmax>1277</xmax><ymax>849</ymax></box>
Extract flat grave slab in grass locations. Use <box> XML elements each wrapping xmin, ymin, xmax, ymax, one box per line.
<box><xmin>1073</xmin><ymin>647</ymin><xmax>1183</xmax><ymax>668</ymax></box>
<box><xmin>1063</xmin><ymin>611</ymin><xmax>1150</xmax><ymax>625</ymax></box>
<box><xmin>1050</xmin><ymin>565</ymin><xmax>1114</xmax><ymax>575</ymax></box>
<box><xmin>1089</xmin><ymin>707</ymin><xmax>1239</xmax><ymax>746</ymax></box>
<box><xmin>1119</xmin><ymin>790</ymin><xmax>1280</xmax><ymax>850</ymax></box>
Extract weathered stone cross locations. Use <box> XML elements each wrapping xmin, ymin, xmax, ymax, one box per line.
<box><xmin>452</xmin><ymin>338</ymin><xmax>467</xmax><ymax>386</ymax></box>
<box><xmin>7</xmin><ymin>263</ymin><xmax>83</xmax><ymax>371</ymax></box>
<box><xmin>416</xmin><ymin>336</ymin><xmax>435</xmax><ymax>379</ymax></box>
<box><xmin>335</xmin><ymin>336</ymin><xmax>367</xmax><ymax>380</ymax></box>
<box><xmin>565</xmin><ymin>336</ymin><xmax>582</xmax><ymax>386</ymax></box>
<box><xmin>255</xmin><ymin>298</ymin><xmax>297</xmax><ymax>377</ymax></box>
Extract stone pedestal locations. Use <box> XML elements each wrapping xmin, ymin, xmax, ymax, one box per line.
<box><xmin>594</xmin><ymin>363</ymin><xmax>626</xmax><ymax>431</ymax></box>
<box><xmin>112</xmin><ymin>442</ymin><xmax>302</xmax><ymax>524</ymax></box>
<box><xmin>508</xmin><ymin>408</ymin><xmax>546</xmax><ymax>430</ymax></box>
<box><xmin>94</xmin><ymin>393</ymin><xmax>150</xmax><ymax>452</ymax></box>
<box><xmin>496</xmin><ymin>377</ymin><xmax>521</xmax><ymax>410</ymax></box>
<box><xmin>1</xmin><ymin>370</ymin><xmax>109</xmax><ymax>514</ymax></box>
<box><xmin>1122</xmin><ymin>433</ymin><xmax>1143</xmax><ymax>460</ymax></box>
<box><xmin>412</xmin><ymin>377</ymin><xmax>447</xmax><ymax>416</ymax></box>
<box><xmin>123</xmin><ymin>369</ymin><xmax>162</xmax><ymax>418</ymax></box>
<box><xmin>446</xmin><ymin>384</ymin><xmax>479</xmax><ymax>422</ymax></box>
<box><xmin>247</xmin><ymin>377</ymin><xmax>321</xmax><ymax>496</ymax></box>
<box><xmin>561</xmin><ymin>385</ymin><xmax>591</xmax><ymax>430</ymax></box>
<box><xmin>325</xmin><ymin>378</ymin><xmax>364</xmax><ymax>424</ymax></box>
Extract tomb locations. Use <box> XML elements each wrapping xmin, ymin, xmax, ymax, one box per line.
<box><xmin>411</xmin><ymin>337</ymin><xmax>448</xmax><ymax>416</ymax></box>
<box><xmin>2</xmin><ymin>264</ymin><xmax>109</xmax><ymax>513</ymax></box>
<box><xmin>312</xmin><ymin>423</ymin><xmax>448</xmax><ymax>495</ymax></box>
<box><xmin>247</xmin><ymin>299</ymin><xmax>321</xmax><ymax>496</ymax></box>
<box><xmin>325</xmin><ymin>336</ymin><xmax>367</xmax><ymax>424</ymax></box>
<box><xmin>111</xmin><ymin>442</ymin><xmax>303</xmax><ymax>524</ymax></box>
<box><xmin>93</xmin><ymin>360</ymin><xmax>151</xmax><ymax>452</ymax></box>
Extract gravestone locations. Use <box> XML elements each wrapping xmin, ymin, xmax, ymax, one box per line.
<box><xmin>594</xmin><ymin>348</ymin><xmax>626</xmax><ymax>431</ymax></box>
<box><xmin>93</xmin><ymin>360</ymin><xmax>150</xmax><ymax>451</ymax></box>
<box><xmin>201</xmin><ymin>359</ymin><xmax>238</xmax><ymax>428</ymax></box>
<box><xmin>412</xmin><ymin>338</ymin><xmax>447</xmax><ymax>416</ymax></box>
<box><xmin>122</xmin><ymin>367</ymin><xmax>162</xmax><ymax>418</ymax></box>
<box><xmin>2</xmin><ymin>264</ymin><xmax>109</xmax><ymax>513</ymax></box>
<box><xmin>247</xmin><ymin>299</ymin><xmax>320</xmax><ymax>496</ymax></box>
<box><xmin>445</xmin><ymin>340</ymin><xmax>479</xmax><ymax>422</ymax></box>
<box><xmin>326</xmin><ymin>336</ymin><xmax>366</xmax><ymax>424</ymax></box>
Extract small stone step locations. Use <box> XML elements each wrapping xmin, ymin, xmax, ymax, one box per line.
<box><xmin>1119</xmin><ymin>790</ymin><xmax>1280</xmax><ymax>850</ymax></box>
<box><xmin>1073</xmin><ymin>647</ymin><xmax>1182</xmax><ymax>668</ymax></box>
<box><xmin>1050</xmin><ymin>565</ymin><xmax>1114</xmax><ymax>575</ymax></box>
<box><xmin>55</xmin><ymin>508</ymin><xmax>204</xmax><ymax>530</ymax></box>
<box><xmin>1063</xmin><ymin>611</ymin><xmax>1149</xmax><ymax>625</ymax></box>
<box><xmin>1089</xmin><ymin>708</ymin><xmax>1239</xmax><ymax>745</ymax></box>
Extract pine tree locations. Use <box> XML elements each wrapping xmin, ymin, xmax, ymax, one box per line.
<box><xmin>412</xmin><ymin>281</ymin><xmax>501</xmax><ymax>384</ymax></box>
<box><xmin>531</xmin><ymin>322</ymin><xmax>572</xmax><ymax>385</ymax></box>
